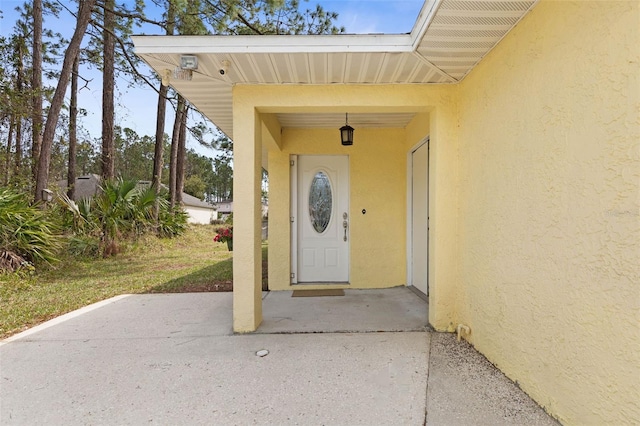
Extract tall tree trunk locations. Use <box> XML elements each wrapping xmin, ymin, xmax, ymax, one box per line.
<box><xmin>15</xmin><ymin>117</ymin><xmax>22</xmax><ymax>177</ymax></box>
<box><xmin>4</xmin><ymin>118</ymin><xmax>13</xmax><ymax>185</ymax></box>
<box><xmin>15</xmin><ymin>42</ymin><xmax>24</xmax><ymax>179</ymax></box>
<box><xmin>152</xmin><ymin>82</ymin><xmax>167</xmax><ymax>218</ymax></box>
<box><xmin>152</xmin><ymin>1</ymin><xmax>176</xmax><ymax>222</ymax></box>
<box><xmin>176</xmin><ymin>104</ymin><xmax>188</xmax><ymax>205</ymax></box>
<box><xmin>67</xmin><ymin>54</ymin><xmax>80</xmax><ymax>200</ymax></box>
<box><xmin>169</xmin><ymin>96</ymin><xmax>185</xmax><ymax>208</ymax></box>
<box><xmin>101</xmin><ymin>0</ymin><xmax>116</xmax><ymax>180</ymax></box>
<box><xmin>34</xmin><ymin>0</ymin><xmax>96</xmax><ymax>203</ymax></box>
<box><xmin>31</xmin><ymin>0</ymin><xmax>43</xmax><ymax>184</ymax></box>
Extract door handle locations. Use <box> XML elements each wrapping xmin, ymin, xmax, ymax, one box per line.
<box><xmin>343</xmin><ymin>212</ymin><xmax>348</xmax><ymax>242</ymax></box>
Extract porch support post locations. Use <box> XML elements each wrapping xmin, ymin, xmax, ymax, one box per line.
<box><xmin>261</xmin><ymin>113</ymin><xmax>282</xmax><ymax>151</ymax></box>
<box><xmin>232</xmin><ymin>107</ymin><xmax>263</xmax><ymax>332</ymax></box>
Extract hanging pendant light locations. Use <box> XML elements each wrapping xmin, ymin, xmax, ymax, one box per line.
<box><xmin>340</xmin><ymin>113</ymin><xmax>354</xmax><ymax>146</ymax></box>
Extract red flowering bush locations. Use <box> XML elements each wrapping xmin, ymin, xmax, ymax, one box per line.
<box><xmin>213</xmin><ymin>226</ymin><xmax>233</xmax><ymax>244</ymax></box>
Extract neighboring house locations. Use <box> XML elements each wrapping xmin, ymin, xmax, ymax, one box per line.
<box><xmin>133</xmin><ymin>2</ymin><xmax>639</xmax><ymax>425</ymax></box>
<box><xmin>137</xmin><ymin>181</ymin><xmax>217</xmax><ymax>224</ymax></box>
<box><xmin>58</xmin><ymin>176</ymin><xmax>216</xmax><ymax>224</ymax></box>
<box><xmin>181</xmin><ymin>192</ymin><xmax>217</xmax><ymax>225</ymax></box>
<box><xmin>213</xmin><ymin>200</ymin><xmax>268</xmax><ymax>221</ymax></box>
<box><xmin>212</xmin><ymin>200</ymin><xmax>233</xmax><ymax>221</ymax></box>
<box><xmin>56</xmin><ymin>174</ymin><xmax>101</xmax><ymax>200</ymax></box>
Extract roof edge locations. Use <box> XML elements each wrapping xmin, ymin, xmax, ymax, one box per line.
<box><xmin>132</xmin><ymin>33</ymin><xmax>414</xmax><ymax>55</ymax></box>
<box><xmin>409</xmin><ymin>0</ymin><xmax>442</xmax><ymax>49</ymax></box>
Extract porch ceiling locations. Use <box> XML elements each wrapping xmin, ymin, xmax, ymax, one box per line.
<box><xmin>275</xmin><ymin>112</ymin><xmax>417</xmax><ymax>129</ymax></box>
<box><xmin>132</xmin><ymin>0</ymin><xmax>538</xmax><ymax>138</ymax></box>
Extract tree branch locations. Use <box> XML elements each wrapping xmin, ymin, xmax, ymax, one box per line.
<box><xmin>203</xmin><ymin>0</ymin><xmax>264</xmax><ymax>35</ymax></box>
<box><xmin>88</xmin><ymin>19</ymin><xmax>168</xmax><ymax>100</ymax></box>
<box><xmin>94</xmin><ymin>0</ymin><xmax>168</xmax><ymax>29</ymax></box>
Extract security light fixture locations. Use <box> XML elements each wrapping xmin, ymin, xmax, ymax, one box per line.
<box><xmin>340</xmin><ymin>113</ymin><xmax>354</xmax><ymax>146</ymax></box>
<box><xmin>180</xmin><ymin>55</ymin><xmax>198</xmax><ymax>70</ymax></box>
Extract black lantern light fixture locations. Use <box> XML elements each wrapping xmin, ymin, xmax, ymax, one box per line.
<box><xmin>340</xmin><ymin>113</ymin><xmax>354</xmax><ymax>146</ymax></box>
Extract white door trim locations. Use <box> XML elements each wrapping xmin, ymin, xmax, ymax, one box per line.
<box><xmin>290</xmin><ymin>155</ymin><xmax>298</xmax><ymax>284</ymax></box>
<box><xmin>291</xmin><ymin>155</ymin><xmax>350</xmax><ymax>283</ymax></box>
<box><xmin>407</xmin><ymin>136</ymin><xmax>430</xmax><ymax>295</ymax></box>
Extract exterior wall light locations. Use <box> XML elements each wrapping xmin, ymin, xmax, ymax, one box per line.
<box><xmin>340</xmin><ymin>113</ymin><xmax>354</xmax><ymax>146</ymax></box>
<box><xmin>173</xmin><ymin>55</ymin><xmax>199</xmax><ymax>82</ymax></box>
<box><xmin>180</xmin><ymin>55</ymin><xmax>198</xmax><ymax>70</ymax></box>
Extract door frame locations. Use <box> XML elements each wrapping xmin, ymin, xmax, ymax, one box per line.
<box><xmin>290</xmin><ymin>154</ymin><xmax>350</xmax><ymax>284</ymax></box>
<box><xmin>406</xmin><ymin>136</ymin><xmax>430</xmax><ymax>295</ymax></box>
<box><xmin>291</xmin><ymin>155</ymin><xmax>298</xmax><ymax>283</ymax></box>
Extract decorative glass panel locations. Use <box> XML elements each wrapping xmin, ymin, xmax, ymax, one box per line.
<box><xmin>309</xmin><ymin>171</ymin><xmax>332</xmax><ymax>233</ymax></box>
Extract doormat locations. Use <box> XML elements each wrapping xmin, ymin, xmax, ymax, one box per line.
<box><xmin>292</xmin><ymin>289</ymin><xmax>345</xmax><ymax>297</ymax></box>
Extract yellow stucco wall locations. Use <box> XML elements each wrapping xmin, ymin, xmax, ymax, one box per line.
<box><xmin>232</xmin><ymin>84</ymin><xmax>459</xmax><ymax>330</ymax></box>
<box><xmin>405</xmin><ymin>112</ymin><xmax>430</xmax><ymax>150</ymax></box>
<box><xmin>269</xmin><ymin>127</ymin><xmax>407</xmax><ymax>290</ymax></box>
<box><xmin>411</xmin><ymin>103</ymin><xmax>460</xmax><ymax>331</ymax></box>
<box><xmin>232</xmin><ymin>105</ymin><xmax>264</xmax><ymax>332</ymax></box>
<box><xmin>231</xmin><ymin>1</ymin><xmax>638</xmax><ymax>419</ymax></box>
<box><xmin>456</xmin><ymin>1</ymin><xmax>640</xmax><ymax>424</ymax></box>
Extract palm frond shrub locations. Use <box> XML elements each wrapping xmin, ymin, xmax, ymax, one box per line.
<box><xmin>152</xmin><ymin>187</ymin><xmax>188</xmax><ymax>238</ymax></box>
<box><xmin>56</xmin><ymin>191</ymin><xmax>97</xmax><ymax>235</ymax></box>
<box><xmin>95</xmin><ymin>178</ymin><xmax>159</xmax><ymax>256</ymax></box>
<box><xmin>55</xmin><ymin>190</ymin><xmax>103</xmax><ymax>258</ymax></box>
<box><xmin>67</xmin><ymin>235</ymin><xmax>101</xmax><ymax>258</ymax></box>
<box><xmin>157</xmin><ymin>203</ymin><xmax>189</xmax><ymax>238</ymax></box>
<box><xmin>56</xmin><ymin>179</ymin><xmax>188</xmax><ymax>258</ymax></box>
<box><xmin>0</xmin><ymin>188</ymin><xmax>61</xmax><ymax>271</ymax></box>
<box><xmin>130</xmin><ymin>185</ymin><xmax>158</xmax><ymax>237</ymax></box>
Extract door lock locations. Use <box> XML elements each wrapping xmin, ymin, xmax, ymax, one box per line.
<box><xmin>343</xmin><ymin>212</ymin><xmax>348</xmax><ymax>242</ymax></box>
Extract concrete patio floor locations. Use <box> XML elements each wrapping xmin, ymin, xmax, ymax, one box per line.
<box><xmin>0</xmin><ymin>289</ymin><xmax>559</xmax><ymax>425</ymax></box>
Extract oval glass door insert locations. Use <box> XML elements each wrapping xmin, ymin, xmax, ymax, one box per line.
<box><xmin>309</xmin><ymin>171</ymin><xmax>333</xmax><ymax>233</ymax></box>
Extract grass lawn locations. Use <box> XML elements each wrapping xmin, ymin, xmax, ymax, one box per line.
<box><xmin>0</xmin><ymin>225</ymin><xmax>267</xmax><ymax>339</ymax></box>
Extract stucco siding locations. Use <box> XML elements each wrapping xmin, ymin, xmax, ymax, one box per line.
<box><xmin>235</xmin><ymin>84</ymin><xmax>459</xmax><ymax>330</ymax></box>
<box><xmin>267</xmin><ymin>149</ymin><xmax>292</xmax><ymax>290</ymax></box>
<box><xmin>185</xmin><ymin>206</ymin><xmax>215</xmax><ymax>224</ymax></box>
<box><xmin>420</xmin><ymin>100</ymin><xmax>460</xmax><ymax>331</ymax></box>
<box><xmin>269</xmin><ymin>127</ymin><xmax>407</xmax><ymax>290</ymax></box>
<box><xmin>456</xmin><ymin>1</ymin><xmax>640</xmax><ymax>424</ymax></box>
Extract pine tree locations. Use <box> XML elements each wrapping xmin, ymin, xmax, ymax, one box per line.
<box><xmin>35</xmin><ymin>0</ymin><xmax>97</xmax><ymax>202</ymax></box>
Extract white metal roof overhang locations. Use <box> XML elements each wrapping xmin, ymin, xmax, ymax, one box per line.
<box><xmin>132</xmin><ymin>0</ymin><xmax>538</xmax><ymax>138</ymax></box>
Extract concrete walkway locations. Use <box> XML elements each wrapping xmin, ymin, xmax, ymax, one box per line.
<box><xmin>0</xmin><ymin>290</ymin><xmax>558</xmax><ymax>425</ymax></box>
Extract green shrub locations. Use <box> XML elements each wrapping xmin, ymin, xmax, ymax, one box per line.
<box><xmin>0</xmin><ymin>188</ymin><xmax>61</xmax><ymax>271</ymax></box>
<box><xmin>86</xmin><ymin>178</ymin><xmax>162</xmax><ymax>256</ymax></box>
<box><xmin>67</xmin><ymin>235</ymin><xmax>101</xmax><ymax>258</ymax></box>
<box><xmin>56</xmin><ymin>192</ymin><xmax>98</xmax><ymax>236</ymax></box>
<box><xmin>57</xmin><ymin>179</ymin><xmax>188</xmax><ymax>257</ymax></box>
<box><xmin>130</xmin><ymin>185</ymin><xmax>158</xmax><ymax>237</ymax></box>
<box><xmin>157</xmin><ymin>204</ymin><xmax>189</xmax><ymax>238</ymax></box>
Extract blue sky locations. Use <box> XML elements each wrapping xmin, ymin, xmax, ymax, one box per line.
<box><xmin>316</xmin><ymin>0</ymin><xmax>423</xmax><ymax>34</ymax></box>
<box><xmin>0</xmin><ymin>0</ymin><xmax>424</xmax><ymax>153</ymax></box>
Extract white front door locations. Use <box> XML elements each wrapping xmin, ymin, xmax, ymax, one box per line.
<box><xmin>411</xmin><ymin>141</ymin><xmax>429</xmax><ymax>295</ymax></box>
<box><xmin>294</xmin><ymin>155</ymin><xmax>349</xmax><ymax>283</ymax></box>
